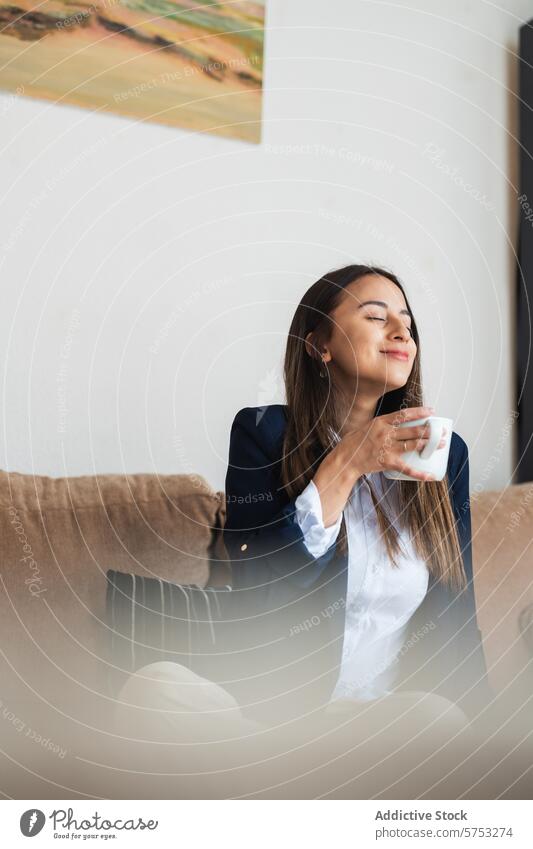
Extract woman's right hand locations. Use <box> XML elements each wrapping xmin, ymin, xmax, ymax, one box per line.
<box><xmin>338</xmin><ymin>406</ymin><xmax>447</xmax><ymax>482</ymax></box>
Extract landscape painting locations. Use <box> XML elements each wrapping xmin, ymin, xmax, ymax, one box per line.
<box><xmin>0</xmin><ymin>0</ymin><xmax>265</xmax><ymax>142</ymax></box>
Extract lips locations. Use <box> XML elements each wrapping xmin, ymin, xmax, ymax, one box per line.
<box><xmin>381</xmin><ymin>350</ymin><xmax>409</xmax><ymax>361</ymax></box>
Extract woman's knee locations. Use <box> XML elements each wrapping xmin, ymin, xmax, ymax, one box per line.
<box><xmin>117</xmin><ymin>661</ymin><xmax>241</xmax><ymax>711</ymax></box>
<box><xmin>112</xmin><ymin>661</ymin><xmax>258</xmax><ymax>743</ymax></box>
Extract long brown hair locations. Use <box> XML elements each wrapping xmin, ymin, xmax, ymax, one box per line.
<box><xmin>280</xmin><ymin>263</ymin><xmax>467</xmax><ymax>592</ymax></box>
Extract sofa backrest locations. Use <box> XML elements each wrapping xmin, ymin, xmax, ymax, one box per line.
<box><xmin>471</xmin><ymin>481</ymin><xmax>533</xmax><ymax>697</ymax></box>
<box><xmin>0</xmin><ymin>469</ymin><xmax>226</xmax><ymax>740</ymax></box>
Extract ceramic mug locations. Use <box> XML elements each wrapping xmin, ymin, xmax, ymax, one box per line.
<box><xmin>383</xmin><ymin>416</ymin><xmax>453</xmax><ymax>481</ymax></box>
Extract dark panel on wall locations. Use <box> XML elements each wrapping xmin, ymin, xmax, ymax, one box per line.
<box><xmin>517</xmin><ymin>20</ymin><xmax>533</xmax><ymax>482</ymax></box>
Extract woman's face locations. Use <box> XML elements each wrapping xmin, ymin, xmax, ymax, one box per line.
<box><xmin>318</xmin><ymin>274</ymin><xmax>417</xmax><ymax>392</ymax></box>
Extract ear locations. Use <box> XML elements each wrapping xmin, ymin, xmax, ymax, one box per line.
<box><xmin>305</xmin><ymin>331</ymin><xmax>332</xmax><ymax>364</ymax></box>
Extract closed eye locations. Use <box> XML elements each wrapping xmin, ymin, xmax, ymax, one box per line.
<box><xmin>366</xmin><ymin>316</ymin><xmax>413</xmax><ymax>337</ymax></box>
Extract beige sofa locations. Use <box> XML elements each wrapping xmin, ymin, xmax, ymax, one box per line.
<box><xmin>0</xmin><ymin>468</ymin><xmax>531</xmax><ymax>799</ymax></box>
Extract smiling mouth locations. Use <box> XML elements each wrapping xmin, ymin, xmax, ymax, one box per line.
<box><xmin>381</xmin><ymin>351</ymin><xmax>409</xmax><ymax>361</ymax></box>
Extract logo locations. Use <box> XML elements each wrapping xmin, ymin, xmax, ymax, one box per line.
<box><xmin>20</xmin><ymin>809</ymin><xmax>45</xmax><ymax>837</ymax></box>
<box><xmin>19</xmin><ymin>806</ymin><xmax>159</xmax><ymax>837</ymax></box>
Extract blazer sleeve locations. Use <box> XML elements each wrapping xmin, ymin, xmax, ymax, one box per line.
<box><xmin>449</xmin><ymin>436</ymin><xmax>480</xmax><ymax>630</ymax></box>
<box><xmin>449</xmin><ymin>435</ymin><xmax>495</xmax><ymax>709</ymax></box>
<box><xmin>223</xmin><ymin>407</ymin><xmax>340</xmax><ymax>592</ymax></box>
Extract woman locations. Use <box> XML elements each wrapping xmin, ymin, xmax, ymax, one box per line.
<box><xmin>222</xmin><ymin>263</ymin><xmax>494</xmax><ymax>757</ymax></box>
<box><xmin>114</xmin><ymin>263</ymin><xmax>495</xmax><ymax>798</ymax></box>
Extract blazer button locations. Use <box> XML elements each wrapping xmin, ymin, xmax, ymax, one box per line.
<box><xmin>240</xmin><ymin>543</ymin><xmax>248</xmax><ymax>551</ymax></box>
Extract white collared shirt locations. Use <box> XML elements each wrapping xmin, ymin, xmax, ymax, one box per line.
<box><xmin>294</xmin><ymin>472</ymin><xmax>429</xmax><ymax>702</ymax></box>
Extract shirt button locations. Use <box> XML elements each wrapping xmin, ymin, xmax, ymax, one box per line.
<box><xmin>240</xmin><ymin>543</ymin><xmax>248</xmax><ymax>551</ymax></box>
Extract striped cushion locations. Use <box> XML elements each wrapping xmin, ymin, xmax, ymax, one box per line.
<box><xmin>106</xmin><ymin>570</ymin><xmax>234</xmax><ymax>693</ymax></box>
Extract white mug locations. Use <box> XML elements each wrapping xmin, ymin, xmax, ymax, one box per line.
<box><xmin>383</xmin><ymin>416</ymin><xmax>453</xmax><ymax>481</ymax></box>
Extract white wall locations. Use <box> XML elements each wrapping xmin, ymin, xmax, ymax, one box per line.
<box><xmin>1</xmin><ymin>0</ymin><xmax>529</xmax><ymax>493</ymax></box>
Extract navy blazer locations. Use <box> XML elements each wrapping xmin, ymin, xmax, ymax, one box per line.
<box><xmin>223</xmin><ymin>404</ymin><xmax>493</xmax><ymax>725</ymax></box>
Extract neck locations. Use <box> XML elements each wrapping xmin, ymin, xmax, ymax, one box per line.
<box><xmin>334</xmin><ymin>382</ymin><xmax>381</xmax><ymax>438</ymax></box>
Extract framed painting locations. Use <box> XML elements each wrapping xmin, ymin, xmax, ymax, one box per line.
<box><xmin>0</xmin><ymin>0</ymin><xmax>265</xmax><ymax>142</ymax></box>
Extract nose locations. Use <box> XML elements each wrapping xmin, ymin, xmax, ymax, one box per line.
<box><xmin>389</xmin><ymin>317</ymin><xmax>411</xmax><ymax>342</ymax></box>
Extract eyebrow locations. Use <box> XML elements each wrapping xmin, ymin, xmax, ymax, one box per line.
<box><xmin>357</xmin><ymin>300</ymin><xmax>411</xmax><ymax>318</ymax></box>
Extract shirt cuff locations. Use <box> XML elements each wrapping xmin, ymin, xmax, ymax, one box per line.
<box><xmin>294</xmin><ymin>479</ymin><xmax>343</xmax><ymax>558</ymax></box>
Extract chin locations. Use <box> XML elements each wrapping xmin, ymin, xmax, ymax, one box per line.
<box><xmin>381</xmin><ymin>377</ymin><xmax>409</xmax><ymax>392</ymax></box>
<box><xmin>380</xmin><ymin>365</ymin><xmax>411</xmax><ymax>385</ymax></box>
